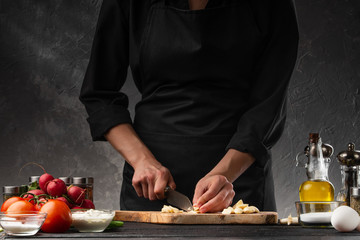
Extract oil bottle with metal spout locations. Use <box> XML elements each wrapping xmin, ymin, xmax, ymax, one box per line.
<box><xmin>297</xmin><ymin>133</ymin><xmax>335</xmax><ymax>201</ymax></box>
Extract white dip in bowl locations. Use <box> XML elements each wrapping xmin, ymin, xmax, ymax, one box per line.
<box><xmin>300</xmin><ymin>212</ymin><xmax>332</xmax><ymax>224</ymax></box>
<box><xmin>71</xmin><ymin>209</ymin><xmax>115</xmax><ymax>232</ymax></box>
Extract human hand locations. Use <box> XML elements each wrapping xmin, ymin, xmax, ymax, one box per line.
<box><xmin>104</xmin><ymin>124</ymin><xmax>177</xmax><ymax>201</ymax></box>
<box><xmin>132</xmin><ymin>160</ymin><xmax>176</xmax><ymax>201</ymax></box>
<box><xmin>192</xmin><ymin>174</ymin><xmax>235</xmax><ymax>213</ymax></box>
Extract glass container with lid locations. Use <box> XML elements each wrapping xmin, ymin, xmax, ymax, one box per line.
<box><xmin>336</xmin><ymin>143</ymin><xmax>360</xmax><ymax>205</ymax></box>
<box><xmin>72</xmin><ymin>177</ymin><xmax>94</xmax><ymax>202</ymax></box>
<box><xmin>29</xmin><ymin>176</ymin><xmax>40</xmax><ymax>184</ymax></box>
<box><xmin>3</xmin><ymin>186</ymin><xmax>20</xmax><ymax>202</ymax></box>
<box><xmin>59</xmin><ymin>177</ymin><xmax>72</xmax><ymax>187</ymax></box>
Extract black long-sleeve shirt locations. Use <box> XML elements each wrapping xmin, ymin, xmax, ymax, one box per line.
<box><xmin>80</xmin><ymin>0</ymin><xmax>299</xmax><ymax>167</ymax></box>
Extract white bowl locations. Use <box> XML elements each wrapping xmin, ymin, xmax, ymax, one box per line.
<box><xmin>71</xmin><ymin>209</ymin><xmax>115</xmax><ymax>232</ymax></box>
<box><xmin>0</xmin><ymin>211</ymin><xmax>47</xmax><ymax>236</ymax></box>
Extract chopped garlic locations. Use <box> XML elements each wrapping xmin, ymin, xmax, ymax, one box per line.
<box><xmin>161</xmin><ymin>205</ymin><xmax>183</xmax><ymax>213</ymax></box>
<box><xmin>234</xmin><ymin>207</ymin><xmax>243</xmax><ymax>214</ymax></box>
<box><xmin>160</xmin><ymin>200</ymin><xmax>260</xmax><ymax>215</ymax></box>
<box><xmin>222</xmin><ymin>207</ymin><xmax>235</xmax><ymax>214</ymax></box>
<box><xmin>220</xmin><ymin>199</ymin><xmax>259</xmax><ymax>215</ymax></box>
<box><xmin>187</xmin><ymin>206</ymin><xmax>200</xmax><ymax>214</ymax></box>
<box><xmin>233</xmin><ymin>199</ymin><xmax>243</xmax><ymax>207</ymax></box>
<box><xmin>243</xmin><ymin>206</ymin><xmax>260</xmax><ymax>214</ymax></box>
<box><xmin>233</xmin><ymin>199</ymin><xmax>249</xmax><ymax>209</ymax></box>
<box><xmin>279</xmin><ymin>214</ymin><xmax>299</xmax><ymax>225</ymax></box>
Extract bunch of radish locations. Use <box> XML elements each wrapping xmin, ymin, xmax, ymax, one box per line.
<box><xmin>21</xmin><ymin>172</ymin><xmax>95</xmax><ymax>210</ymax></box>
<box><xmin>30</xmin><ymin>172</ymin><xmax>95</xmax><ymax>209</ymax></box>
<box><xmin>15</xmin><ymin>162</ymin><xmax>95</xmax><ymax>210</ymax></box>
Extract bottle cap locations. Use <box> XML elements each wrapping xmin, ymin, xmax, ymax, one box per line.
<box><xmin>337</xmin><ymin>143</ymin><xmax>360</xmax><ymax>166</ymax></box>
<box><xmin>86</xmin><ymin>177</ymin><xmax>94</xmax><ymax>184</ymax></box>
<box><xmin>72</xmin><ymin>177</ymin><xmax>87</xmax><ymax>184</ymax></box>
<box><xmin>29</xmin><ymin>176</ymin><xmax>40</xmax><ymax>183</ymax></box>
<box><xmin>3</xmin><ymin>186</ymin><xmax>20</xmax><ymax>194</ymax></box>
<box><xmin>59</xmin><ymin>177</ymin><xmax>72</xmax><ymax>184</ymax></box>
<box><xmin>309</xmin><ymin>133</ymin><xmax>320</xmax><ymax>143</ymax></box>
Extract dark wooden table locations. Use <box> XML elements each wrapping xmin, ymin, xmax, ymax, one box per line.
<box><xmin>4</xmin><ymin>222</ymin><xmax>360</xmax><ymax>239</ymax></box>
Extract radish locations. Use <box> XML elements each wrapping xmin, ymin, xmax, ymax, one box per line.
<box><xmin>21</xmin><ymin>189</ymin><xmax>48</xmax><ymax>206</ymax></box>
<box><xmin>27</xmin><ymin>189</ymin><xmax>45</xmax><ymax>197</ymax></box>
<box><xmin>56</xmin><ymin>196</ymin><xmax>74</xmax><ymax>208</ymax></box>
<box><xmin>18</xmin><ymin>162</ymin><xmax>54</xmax><ymax>194</ymax></box>
<box><xmin>39</xmin><ymin>173</ymin><xmax>54</xmax><ymax>193</ymax></box>
<box><xmin>23</xmin><ymin>189</ymin><xmax>46</xmax><ymax>199</ymax></box>
<box><xmin>80</xmin><ymin>199</ymin><xmax>95</xmax><ymax>209</ymax></box>
<box><xmin>67</xmin><ymin>185</ymin><xmax>86</xmax><ymax>205</ymax></box>
<box><xmin>71</xmin><ymin>206</ymin><xmax>84</xmax><ymax>209</ymax></box>
<box><xmin>47</xmin><ymin>179</ymin><xmax>67</xmax><ymax>197</ymax></box>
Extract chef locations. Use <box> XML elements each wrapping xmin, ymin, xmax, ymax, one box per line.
<box><xmin>80</xmin><ymin>0</ymin><xmax>299</xmax><ymax>213</ymax></box>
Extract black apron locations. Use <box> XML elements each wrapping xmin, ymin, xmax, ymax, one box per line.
<box><xmin>120</xmin><ymin>0</ymin><xmax>276</xmax><ymax>211</ymax></box>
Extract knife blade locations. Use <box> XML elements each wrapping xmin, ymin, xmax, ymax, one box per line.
<box><xmin>165</xmin><ymin>187</ymin><xmax>194</xmax><ymax>211</ymax></box>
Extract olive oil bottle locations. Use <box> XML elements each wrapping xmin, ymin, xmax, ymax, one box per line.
<box><xmin>298</xmin><ymin>133</ymin><xmax>335</xmax><ymax>201</ymax></box>
<box><xmin>299</xmin><ymin>180</ymin><xmax>334</xmax><ymax>201</ymax></box>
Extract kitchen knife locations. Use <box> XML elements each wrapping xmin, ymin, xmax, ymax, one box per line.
<box><xmin>165</xmin><ymin>187</ymin><xmax>194</xmax><ymax>211</ymax></box>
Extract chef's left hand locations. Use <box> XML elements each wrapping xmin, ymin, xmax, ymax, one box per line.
<box><xmin>192</xmin><ymin>174</ymin><xmax>235</xmax><ymax>213</ymax></box>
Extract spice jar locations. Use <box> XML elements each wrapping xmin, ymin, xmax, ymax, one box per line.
<box><xmin>29</xmin><ymin>176</ymin><xmax>40</xmax><ymax>184</ymax></box>
<box><xmin>72</xmin><ymin>177</ymin><xmax>94</xmax><ymax>202</ymax></box>
<box><xmin>59</xmin><ymin>177</ymin><xmax>72</xmax><ymax>187</ymax></box>
<box><xmin>19</xmin><ymin>185</ymin><xmax>28</xmax><ymax>195</ymax></box>
<box><xmin>87</xmin><ymin>177</ymin><xmax>94</xmax><ymax>202</ymax></box>
<box><xmin>3</xmin><ymin>186</ymin><xmax>20</xmax><ymax>202</ymax></box>
<box><xmin>350</xmin><ymin>187</ymin><xmax>360</xmax><ymax>215</ymax></box>
<box><xmin>336</xmin><ymin>143</ymin><xmax>360</xmax><ymax>205</ymax></box>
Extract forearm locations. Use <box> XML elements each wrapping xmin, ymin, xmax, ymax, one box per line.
<box><xmin>105</xmin><ymin>123</ymin><xmax>175</xmax><ymax>200</ymax></box>
<box><xmin>104</xmin><ymin>123</ymin><xmax>161</xmax><ymax>169</ymax></box>
<box><xmin>207</xmin><ymin>149</ymin><xmax>255</xmax><ymax>183</ymax></box>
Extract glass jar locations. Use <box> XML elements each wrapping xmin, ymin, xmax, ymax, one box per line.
<box><xmin>350</xmin><ymin>187</ymin><xmax>360</xmax><ymax>215</ymax></box>
<box><xmin>3</xmin><ymin>186</ymin><xmax>20</xmax><ymax>202</ymax></box>
<box><xmin>59</xmin><ymin>177</ymin><xmax>72</xmax><ymax>187</ymax></box>
<box><xmin>29</xmin><ymin>176</ymin><xmax>40</xmax><ymax>184</ymax></box>
<box><xmin>336</xmin><ymin>143</ymin><xmax>360</xmax><ymax>205</ymax></box>
<box><xmin>72</xmin><ymin>177</ymin><xmax>94</xmax><ymax>202</ymax></box>
<box><xmin>19</xmin><ymin>185</ymin><xmax>28</xmax><ymax>195</ymax></box>
<box><xmin>87</xmin><ymin>177</ymin><xmax>94</xmax><ymax>202</ymax></box>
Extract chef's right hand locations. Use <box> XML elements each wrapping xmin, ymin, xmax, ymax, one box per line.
<box><xmin>104</xmin><ymin>123</ymin><xmax>176</xmax><ymax>201</ymax></box>
<box><xmin>132</xmin><ymin>159</ymin><xmax>176</xmax><ymax>201</ymax></box>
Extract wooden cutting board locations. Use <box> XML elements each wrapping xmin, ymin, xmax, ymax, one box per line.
<box><xmin>114</xmin><ymin>210</ymin><xmax>278</xmax><ymax>224</ymax></box>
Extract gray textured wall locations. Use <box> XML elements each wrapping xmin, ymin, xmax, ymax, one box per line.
<box><xmin>0</xmin><ymin>0</ymin><xmax>359</xmax><ymax>219</ymax></box>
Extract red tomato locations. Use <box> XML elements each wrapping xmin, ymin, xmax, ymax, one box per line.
<box><xmin>6</xmin><ymin>200</ymin><xmax>36</xmax><ymax>212</ymax></box>
<box><xmin>40</xmin><ymin>199</ymin><xmax>72</xmax><ymax>233</ymax></box>
<box><xmin>1</xmin><ymin>197</ymin><xmax>23</xmax><ymax>212</ymax></box>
